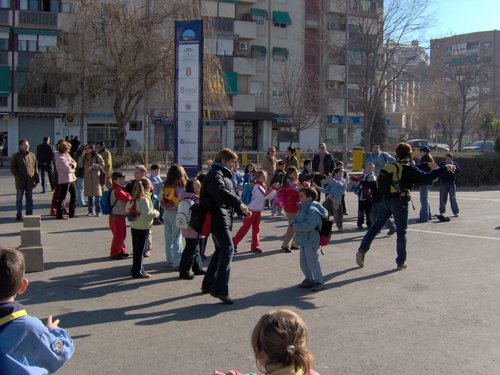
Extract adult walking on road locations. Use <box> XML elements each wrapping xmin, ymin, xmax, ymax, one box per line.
<box><xmin>201</xmin><ymin>148</ymin><xmax>250</xmax><ymax>304</ymax></box>
<box><xmin>261</xmin><ymin>147</ymin><xmax>277</xmax><ymax>187</ymax></box>
<box><xmin>10</xmin><ymin>139</ymin><xmax>38</xmax><ymax>221</ymax></box>
<box><xmin>36</xmin><ymin>136</ymin><xmax>54</xmax><ymax>193</ymax></box>
<box><xmin>365</xmin><ymin>144</ymin><xmax>395</xmax><ymax>175</ymax></box>
<box><xmin>53</xmin><ymin>141</ymin><xmax>77</xmax><ymax>219</ymax></box>
<box><xmin>78</xmin><ymin>144</ymin><xmax>105</xmax><ymax>216</ymax></box>
<box><xmin>356</xmin><ymin>142</ymin><xmax>455</xmax><ymax>270</ymax></box>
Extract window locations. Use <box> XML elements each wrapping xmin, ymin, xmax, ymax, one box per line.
<box><xmin>217</xmin><ymin>38</ymin><xmax>234</xmax><ymax>56</ymax></box>
<box><xmin>252</xmin><ymin>14</ymin><xmax>265</xmax><ymax>26</ymax></box>
<box><xmin>451</xmin><ymin>43</ymin><xmax>466</xmax><ymax>55</ymax></box>
<box><xmin>61</xmin><ymin>1</ymin><xmax>76</xmax><ymax>13</ymax></box>
<box><xmin>272</xmin><ymin>47</ymin><xmax>288</xmax><ymax>62</ymax></box>
<box><xmin>38</xmin><ymin>35</ymin><xmax>57</xmax><ymax>52</ymax></box>
<box><xmin>0</xmin><ymin>0</ymin><xmax>10</xmax><ymax>9</ymax></box>
<box><xmin>249</xmin><ymin>81</ymin><xmax>264</xmax><ymax>96</ymax></box>
<box><xmin>326</xmin><ymin>126</ymin><xmax>339</xmax><ymax>144</ymax></box>
<box><xmin>0</xmin><ymin>32</ymin><xmax>8</xmax><ymax>50</ymax></box>
<box><xmin>466</xmin><ymin>42</ymin><xmax>479</xmax><ymax>52</ymax></box>
<box><xmin>483</xmin><ymin>41</ymin><xmax>492</xmax><ymax>48</ymax></box>
<box><xmin>18</xmin><ymin>35</ymin><xmax>37</xmax><ymax>52</ymax></box>
<box><xmin>20</xmin><ymin>0</ymin><xmax>39</xmax><ymax>10</ymax></box>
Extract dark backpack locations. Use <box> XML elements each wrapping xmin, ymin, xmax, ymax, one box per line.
<box><xmin>188</xmin><ymin>203</ymin><xmax>208</xmax><ymax>234</ymax></box>
<box><xmin>377</xmin><ymin>162</ymin><xmax>404</xmax><ymax>196</ymax></box>
<box><xmin>101</xmin><ymin>189</ymin><xmax>117</xmax><ymax>215</ymax></box>
<box><xmin>317</xmin><ymin>216</ymin><xmax>333</xmax><ymax>247</ymax></box>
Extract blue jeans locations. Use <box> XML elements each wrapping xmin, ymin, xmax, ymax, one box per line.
<box><xmin>202</xmin><ymin>227</ymin><xmax>234</xmax><ymax>297</ymax></box>
<box><xmin>87</xmin><ymin>196</ymin><xmax>101</xmax><ymax>214</ymax></box>
<box><xmin>418</xmin><ymin>185</ymin><xmax>432</xmax><ymax>222</ymax></box>
<box><xmin>359</xmin><ymin>196</ymin><xmax>409</xmax><ymax>266</ymax></box>
<box><xmin>163</xmin><ymin>210</ymin><xmax>183</xmax><ymax>266</ymax></box>
<box><xmin>370</xmin><ymin>201</ymin><xmax>396</xmax><ymax>231</ymax></box>
<box><xmin>299</xmin><ymin>245</ymin><xmax>323</xmax><ymax>284</ymax></box>
<box><xmin>439</xmin><ymin>182</ymin><xmax>459</xmax><ymax>215</ymax></box>
<box><xmin>16</xmin><ymin>188</ymin><xmax>33</xmax><ymax>218</ymax></box>
<box><xmin>75</xmin><ymin>177</ymin><xmax>86</xmax><ymax>206</ymax></box>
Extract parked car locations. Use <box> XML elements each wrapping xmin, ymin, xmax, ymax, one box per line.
<box><xmin>462</xmin><ymin>140</ymin><xmax>494</xmax><ymax>152</ymax></box>
<box><xmin>104</xmin><ymin>139</ymin><xmax>143</xmax><ymax>153</ymax></box>
<box><xmin>406</xmin><ymin>139</ymin><xmax>450</xmax><ymax>152</ymax></box>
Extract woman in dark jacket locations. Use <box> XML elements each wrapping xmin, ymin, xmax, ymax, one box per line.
<box><xmin>200</xmin><ymin>148</ymin><xmax>250</xmax><ymax>304</ymax></box>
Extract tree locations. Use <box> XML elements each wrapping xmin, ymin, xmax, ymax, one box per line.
<box><xmin>370</xmin><ymin>104</ymin><xmax>388</xmax><ymax>146</ymax></box>
<box><xmin>275</xmin><ymin>59</ymin><xmax>327</xmax><ymax>145</ymax></box>
<box><xmin>39</xmin><ymin>0</ymin><xmax>231</xmax><ymax>156</ymax></box>
<box><xmin>480</xmin><ymin>112</ymin><xmax>495</xmax><ymax>150</ymax></box>
<box><xmin>332</xmin><ymin>0</ymin><xmax>432</xmax><ymax>150</ymax></box>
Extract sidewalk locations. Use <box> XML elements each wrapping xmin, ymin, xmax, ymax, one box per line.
<box><xmin>0</xmin><ymin>168</ymin><xmax>499</xmax><ymax>374</ymax></box>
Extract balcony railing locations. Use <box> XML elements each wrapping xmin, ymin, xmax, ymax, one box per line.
<box><xmin>0</xmin><ymin>96</ymin><xmax>8</xmax><ymax>107</ymax></box>
<box><xmin>17</xmin><ymin>51</ymin><xmax>38</xmax><ymax>66</ymax></box>
<box><xmin>0</xmin><ymin>9</ymin><xmax>9</xmax><ymax>24</ymax></box>
<box><xmin>19</xmin><ymin>10</ymin><xmax>58</xmax><ymax>27</ymax></box>
<box><xmin>18</xmin><ymin>93</ymin><xmax>56</xmax><ymax>108</ymax></box>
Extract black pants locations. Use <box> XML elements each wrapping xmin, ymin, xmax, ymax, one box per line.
<box><xmin>202</xmin><ymin>227</ymin><xmax>234</xmax><ymax>296</ymax></box>
<box><xmin>199</xmin><ymin>237</ymin><xmax>208</xmax><ymax>257</ymax></box>
<box><xmin>357</xmin><ymin>199</ymin><xmax>372</xmax><ymax>226</ymax></box>
<box><xmin>179</xmin><ymin>238</ymin><xmax>204</xmax><ymax>275</ymax></box>
<box><xmin>57</xmin><ymin>182</ymin><xmax>76</xmax><ymax>218</ymax></box>
<box><xmin>40</xmin><ymin>164</ymin><xmax>54</xmax><ymax>192</ymax></box>
<box><xmin>131</xmin><ymin>228</ymin><xmax>148</xmax><ymax>277</ymax></box>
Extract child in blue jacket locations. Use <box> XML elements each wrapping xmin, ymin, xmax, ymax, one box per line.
<box><xmin>0</xmin><ymin>247</ymin><xmax>74</xmax><ymax>374</ymax></box>
<box><xmin>319</xmin><ymin>167</ymin><xmax>347</xmax><ymax>231</ymax></box>
<box><xmin>293</xmin><ymin>187</ymin><xmax>329</xmax><ymax>292</ymax></box>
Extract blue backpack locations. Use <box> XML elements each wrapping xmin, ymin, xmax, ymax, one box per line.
<box><xmin>101</xmin><ymin>189</ymin><xmax>117</xmax><ymax>215</ymax></box>
<box><xmin>241</xmin><ymin>182</ymin><xmax>253</xmax><ymax>205</ymax></box>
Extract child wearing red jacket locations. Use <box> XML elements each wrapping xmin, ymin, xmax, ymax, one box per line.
<box><xmin>232</xmin><ymin>171</ymin><xmax>278</xmax><ymax>253</ymax></box>
<box><xmin>109</xmin><ymin>171</ymin><xmax>132</xmax><ymax>260</ymax></box>
<box><xmin>281</xmin><ymin>166</ymin><xmax>303</xmax><ymax>253</ymax></box>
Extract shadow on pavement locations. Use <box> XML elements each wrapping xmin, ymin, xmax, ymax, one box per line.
<box><xmin>323</xmin><ymin>268</ymin><xmax>398</xmax><ymax>290</ymax></box>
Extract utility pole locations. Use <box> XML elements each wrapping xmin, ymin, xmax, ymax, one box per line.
<box><xmin>343</xmin><ymin>0</ymin><xmax>349</xmax><ymax>164</ymax></box>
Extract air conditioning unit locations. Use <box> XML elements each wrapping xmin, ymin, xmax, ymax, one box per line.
<box><xmin>326</xmin><ymin>81</ymin><xmax>338</xmax><ymax>90</ymax></box>
<box><xmin>238</xmin><ymin>41</ymin><xmax>249</xmax><ymax>51</ymax></box>
<box><xmin>64</xmin><ymin>113</ymin><xmax>79</xmax><ymax>126</ymax></box>
<box><xmin>326</xmin><ymin>21</ymin><xmax>336</xmax><ymax>30</ymax></box>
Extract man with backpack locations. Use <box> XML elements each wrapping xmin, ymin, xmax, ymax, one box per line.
<box><xmin>355</xmin><ymin>142</ymin><xmax>456</xmax><ymax>270</ymax></box>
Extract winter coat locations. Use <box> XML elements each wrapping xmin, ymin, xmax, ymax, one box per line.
<box><xmin>321</xmin><ymin>177</ymin><xmax>346</xmax><ymax>200</ymax></box>
<box><xmin>247</xmin><ymin>180</ymin><xmax>278</xmax><ymax>212</ymax></box>
<box><xmin>54</xmin><ymin>152</ymin><xmax>76</xmax><ymax>184</ymax></box>
<box><xmin>10</xmin><ymin>150</ymin><xmax>37</xmax><ymax>190</ymax></box>
<box><xmin>365</xmin><ymin>151</ymin><xmax>395</xmax><ymax>174</ymax></box>
<box><xmin>283</xmin><ymin>179</ymin><xmax>301</xmax><ymax>213</ymax></box>
<box><xmin>293</xmin><ymin>200</ymin><xmax>328</xmax><ymax>248</ymax></box>
<box><xmin>126</xmin><ymin>195</ymin><xmax>158</xmax><ymax>230</ymax></box>
<box><xmin>285</xmin><ymin>155</ymin><xmax>299</xmax><ymax>170</ymax></box>
<box><xmin>312</xmin><ymin>152</ymin><xmax>335</xmax><ymax>175</ymax></box>
<box><xmin>178</xmin><ymin>191</ymin><xmax>205</xmax><ymax>239</ymax></box>
<box><xmin>200</xmin><ymin>162</ymin><xmax>243</xmax><ymax>230</ymax></box>
<box><xmin>78</xmin><ymin>152</ymin><xmax>104</xmax><ymax>197</ymax></box>
<box><xmin>261</xmin><ymin>154</ymin><xmax>277</xmax><ymax>185</ymax></box>
<box><xmin>110</xmin><ymin>184</ymin><xmax>132</xmax><ymax>216</ymax></box>
<box><xmin>36</xmin><ymin>142</ymin><xmax>54</xmax><ymax>166</ymax></box>
<box><xmin>99</xmin><ymin>149</ymin><xmax>113</xmax><ymax>188</ymax></box>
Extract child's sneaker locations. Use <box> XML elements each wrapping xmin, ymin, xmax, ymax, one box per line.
<box><xmin>312</xmin><ymin>282</ymin><xmax>324</xmax><ymax>292</ymax></box>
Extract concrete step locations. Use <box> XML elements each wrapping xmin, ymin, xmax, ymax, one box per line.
<box><xmin>23</xmin><ymin>215</ymin><xmax>41</xmax><ymax>228</ymax></box>
<box><xmin>18</xmin><ymin>246</ymin><xmax>44</xmax><ymax>273</ymax></box>
<box><xmin>20</xmin><ymin>228</ymin><xmax>42</xmax><ymax>247</ymax></box>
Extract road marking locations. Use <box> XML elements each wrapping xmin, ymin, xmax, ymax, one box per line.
<box><xmin>407</xmin><ymin>228</ymin><xmax>500</xmax><ymax>241</ymax></box>
<box><xmin>429</xmin><ymin>194</ymin><xmax>500</xmax><ymax>202</ymax></box>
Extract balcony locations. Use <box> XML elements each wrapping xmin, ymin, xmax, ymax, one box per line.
<box><xmin>17</xmin><ymin>51</ymin><xmax>38</xmax><ymax>67</ymax></box>
<box><xmin>232</xmin><ymin>94</ymin><xmax>256</xmax><ymax>112</ymax></box>
<box><xmin>328</xmin><ymin>64</ymin><xmax>345</xmax><ymax>82</ymax></box>
<box><xmin>324</xmin><ymin>0</ymin><xmax>345</xmax><ymax>14</ymax></box>
<box><xmin>233</xmin><ymin>57</ymin><xmax>256</xmax><ymax>76</ymax></box>
<box><xmin>0</xmin><ymin>51</ymin><xmax>8</xmax><ymax>65</ymax></box>
<box><xmin>18</xmin><ymin>11</ymin><xmax>58</xmax><ymax>28</ymax></box>
<box><xmin>18</xmin><ymin>93</ymin><xmax>56</xmax><ymax>108</ymax></box>
<box><xmin>234</xmin><ymin>20</ymin><xmax>257</xmax><ymax>39</ymax></box>
<box><xmin>0</xmin><ymin>9</ymin><xmax>10</xmax><ymax>25</ymax></box>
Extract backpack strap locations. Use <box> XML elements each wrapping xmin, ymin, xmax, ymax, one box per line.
<box><xmin>0</xmin><ymin>309</ymin><xmax>27</xmax><ymax>327</ymax></box>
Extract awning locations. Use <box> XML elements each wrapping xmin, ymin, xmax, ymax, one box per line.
<box><xmin>13</xmin><ymin>28</ymin><xmax>61</xmax><ymax>36</ymax></box>
<box><xmin>234</xmin><ymin>111</ymin><xmax>275</xmax><ymax>121</ymax></box>
<box><xmin>272</xmin><ymin>11</ymin><xmax>292</xmax><ymax>25</ymax></box>
<box><xmin>251</xmin><ymin>45</ymin><xmax>267</xmax><ymax>55</ymax></box>
<box><xmin>272</xmin><ymin>47</ymin><xmax>289</xmax><ymax>57</ymax></box>
<box><xmin>223</xmin><ymin>71</ymin><xmax>238</xmax><ymax>95</ymax></box>
<box><xmin>0</xmin><ymin>66</ymin><xmax>10</xmax><ymax>95</ymax></box>
<box><xmin>250</xmin><ymin>8</ymin><xmax>268</xmax><ymax>17</ymax></box>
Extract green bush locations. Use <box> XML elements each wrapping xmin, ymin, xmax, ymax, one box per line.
<box><xmin>433</xmin><ymin>152</ymin><xmax>500</xmax><ymax>187</ymax></box>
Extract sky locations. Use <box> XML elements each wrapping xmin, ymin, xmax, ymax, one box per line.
<box><xmin>423</xmin><ymin>0</ymin><xmax>500</xmax><ymax>42</ymax></box>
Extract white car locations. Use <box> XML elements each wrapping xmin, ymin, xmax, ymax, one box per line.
<box><xmin>104</xmin><ymin>139</ymin><xmax>143</xmax><ymax>153</ymax></box>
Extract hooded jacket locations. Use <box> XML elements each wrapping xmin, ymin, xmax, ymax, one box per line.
<box><xmin>293</xmin><ymin>200</ymin><xmax>328</xmax><ymax>248</ymax></box>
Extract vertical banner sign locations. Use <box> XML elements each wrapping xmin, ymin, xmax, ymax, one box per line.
<box><xmin>175</xmin><ymin>20</ymin><xmax>203</xmax><ymax>177</ymax></box>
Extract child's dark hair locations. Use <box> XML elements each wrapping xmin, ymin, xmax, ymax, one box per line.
<box><xmin>150</xmin><ymin>164</ymin><xmax>160</xmax><ymax>171</ymax></box>
<box><xmin>446</xmin><ymin>153</ymin><xmax>454</xmax><ymax>159</ymax></box>
<box><xmin>185</xmin><ymin>179</ymin><xmax>195</xmax><ymax>193</ymax></box>
<box><xmin>287</xmin><ymin>146</ymin><xmax>296</xmax><ymax>154</ymax></box>
<box><xmin>286</xmin><ymin>166</ymin><xmax>298</xmax><ymax>177</ymax></box>
<box><xmin>244</xmin><ymin>162</ymin><xmax>255</xmax><ymax>174</ymax></box>
<box><xmin>303</xmin><ymin>159</ymin><xmax>311</xmax><ymax>167</ymax></box>
<box><xmin>111</xmin><ymin>171</ymin><xmax>125</xmax><ymax>182</ymax></box>
<box><xmin>251</xmin><ymin>309</ymin><xmax>314</xmax><ymax>374</ymax></box>
<box><xmin>333</xmin><ymin>167</ymin><xmax>342</xmax><ymax>175</ymax></box>
<box><xmin>277</xmin><ymin>160</ymin><xmax>285</xmax><ymax>167</ymax></box>
<box><xmin>335</xmin><ymin>161</ymin><xmax>344</xmax><ymax>167</ymax></box>
<box><xmin>0</xmin><ymin>247</ymin><xmax>25</xmax><ymax>300</ymax></box>
<box><xmin>300</xmin><ymin>187</ymin><xmax>317</xmax><ymax>201</ymax></box>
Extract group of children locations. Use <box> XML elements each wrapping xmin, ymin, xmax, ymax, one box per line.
<box><xmin>0</xmin><ymin>246</ymin><xmax>320</xmax><ymax>375</ymax></box>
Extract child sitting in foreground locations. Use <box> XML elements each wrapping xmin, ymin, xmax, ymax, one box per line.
<box><xmin>212</xmin><ymin>308</ymin><xmax>321</xmax><ymax>375</ymax></box>
<box><xmin>0</xmin><ymin>247</ymin><xmax>75</xmax><ymax>374</ymax></box>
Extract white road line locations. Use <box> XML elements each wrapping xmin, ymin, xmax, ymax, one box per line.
<box><xmin>407</xmin><ymin>228</ymin><xmax>500</xmax><ymax>241</ymax></box>
<box><xmin>428</xmin><ymin>195</ymin><xmax>500</xmax><ymax>202</ymax></box>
